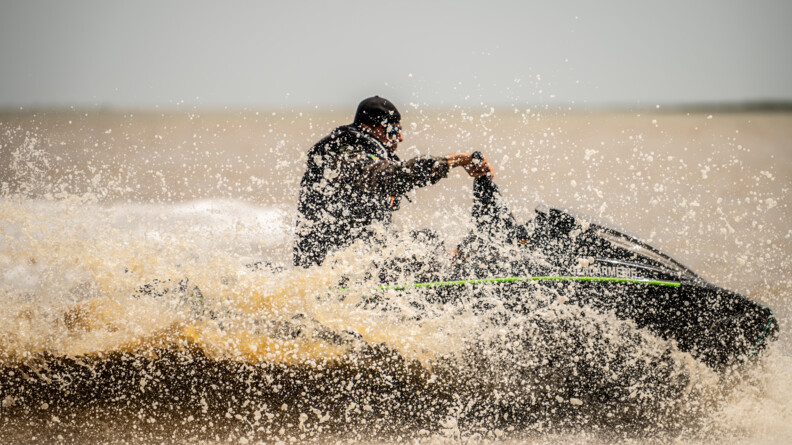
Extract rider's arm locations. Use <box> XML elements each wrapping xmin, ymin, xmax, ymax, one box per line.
<box><xmin>339</xmin><ymin>150</ymin><xmax>493</xmax><ymax>196</ymax></box>
<box><xmin>354</xmin><ymin>155</ymin><xmax>450</xmax><ymax>196</ymax></box>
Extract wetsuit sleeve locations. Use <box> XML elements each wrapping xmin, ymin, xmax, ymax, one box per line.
<box><xmin>350</xmin><ymin>155</ymin><xmax>450</xmax><ymax>196</ymax></box>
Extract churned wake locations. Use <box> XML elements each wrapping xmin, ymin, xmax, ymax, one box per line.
<box><xmin>0</xmin><ymin>196</ymin><xmax>773</xmax><ymax>443</ymax></box>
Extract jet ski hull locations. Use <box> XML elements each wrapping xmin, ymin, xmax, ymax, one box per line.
<box><xmin>401</xmin><ymin>276</ymin><xmax>776</xmax><ymax>369</ymax></box>
<box><xmin>399</xmin><ymin>171</ymin><xmax>780</xmax><ymax>369</ymax></box>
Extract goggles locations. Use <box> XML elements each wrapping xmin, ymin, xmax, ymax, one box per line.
<box><xmin>385</xmin><ymin>123</ymin><xmax>402</xmax><ymax>138</ymax></box>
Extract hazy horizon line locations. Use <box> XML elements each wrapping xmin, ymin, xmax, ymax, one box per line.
<box><xmin>2</xmin><ymin>99</ymin><xmax>792</xmax><ymax>116</ymax></box>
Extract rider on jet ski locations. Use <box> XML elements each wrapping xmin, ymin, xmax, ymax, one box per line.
<box><xmin>293</xmin><ymin>96</ymin><xmax>494</xmax><ymax>268</ymax></box>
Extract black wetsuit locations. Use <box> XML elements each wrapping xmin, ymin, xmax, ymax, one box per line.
<box><xmin>294</xmin><ymin>124</ymin><xmax>449</xmax><ymax>267</ymax></box>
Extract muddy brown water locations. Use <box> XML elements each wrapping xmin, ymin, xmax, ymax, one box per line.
<box><xmin>0</xmin><ymin>109</ymin><xmax>790</xmax><ymax>444</ymax></box>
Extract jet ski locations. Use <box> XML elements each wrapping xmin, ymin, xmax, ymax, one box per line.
<box><xmin>379</xmin><ymin>152</ymin><xmax>777</xmax><ymax>369</ymax></box>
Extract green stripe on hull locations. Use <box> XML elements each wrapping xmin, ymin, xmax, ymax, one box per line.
<box><xmin>377</xmin><ymin>276</ymin><xmax>681</xmax><ymax>291</ymax></box>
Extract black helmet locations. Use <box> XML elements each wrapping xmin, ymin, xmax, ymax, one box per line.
<box><xmin>354</xmin><ymin>96</ymin><xmax>401</xmax><ymax>126</ymax></box>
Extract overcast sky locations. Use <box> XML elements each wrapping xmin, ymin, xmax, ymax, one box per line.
<box><xmin>1</xmin><ymin>0</ymin><xmax>791</xmax><ymax>110</ymax></box>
